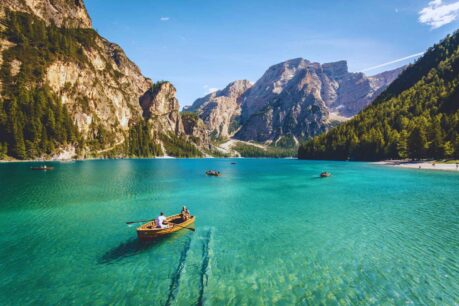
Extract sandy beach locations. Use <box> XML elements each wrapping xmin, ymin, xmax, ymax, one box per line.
<box><xmin>375</xmin><ymin>160</ymin><xmax>459</xmax><ymax>172</ymax></box>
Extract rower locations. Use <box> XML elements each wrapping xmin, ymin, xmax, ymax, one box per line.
<box><xmin>181</xmin><ymin>206</ymin><xmax>190</xmax><ymax>221</ymax></box>
<box><xmin>155</xmin><ymin>212</ymin><xmax>168</xmax><ymax>229</ymax></box>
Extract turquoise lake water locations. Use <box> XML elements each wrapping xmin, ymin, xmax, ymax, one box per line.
<box><xmin>0</xmin><ymin>159</ymin><xmax>458</xmax><ymax>305</ymax></box>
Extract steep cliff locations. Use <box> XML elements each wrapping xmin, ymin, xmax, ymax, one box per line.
<box><xmin>140</xmin><ymin>82</ymin><xmax>184</xmax><ymax>135</ymax></box>
<box><xmin>184</xmin><ymin>80</ymin><xmax>252</xmax><ymax>139</ymax></box>
<box><xmin>0</xmin><ymin>0</ymin><xmax>201</xmax><ymax>159</ymax></box>
<box><xmin>181</xmin><ymin>112</ymin><xmax>211</xmax><ymax>148</ymax></box>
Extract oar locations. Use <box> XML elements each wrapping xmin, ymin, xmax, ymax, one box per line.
<box><xmin>126</xmin><ymin>219</ymin><xmax>153</xmax><ymax>225</ymax></box>
<box><xmin>171</xmin><ymin>223</ymin><xmax>195</xmax><ymax>232</ymax></box>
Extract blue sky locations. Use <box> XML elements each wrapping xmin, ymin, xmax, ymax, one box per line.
<box><xmin>85</xmin><ymin>0</ymin><xmax>459</xmax><ymax>106</ymax></box>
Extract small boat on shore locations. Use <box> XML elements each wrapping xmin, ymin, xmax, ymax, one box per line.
<box><xmin>320</xmin><ymin>172</ymin><xmax>331</xmax><ymax>178</ymax></box>
<box><xmin>31</xmin><ymin>165</ymin><xmax>54</xmax><ymax>171</ymax></box>
<box><xmin>206</xmin><ymin>170</ymin><xmax>221</xmax><ymax>176</ymax></box>
<box><xmin>136</xmin><ymin>214</ymin><xmax>195</xmax><ymax>240</ymax></box>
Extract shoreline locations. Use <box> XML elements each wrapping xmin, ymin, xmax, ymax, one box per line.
<box><xmin>0</xmin><ymin>156</ymin><xmax>176</xmax><ymax>163</ymax></box>
<box><xmin>374</xmin><ymin>160</ymin><xmax>459</xmax><ymax>172</ymax></box>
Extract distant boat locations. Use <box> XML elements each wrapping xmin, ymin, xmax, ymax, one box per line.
<box><xmin>320</xmin><ymin>172</ymin><xmax>331</xmax><ymax>178</ymax></box>
<box><xmin>206</xmin><ymin>170</ymin><xmax>221</xmax><ymax>176</ymax></box>
<box><xmin>137</xmin><ymin>214</ymin><xmax>195</xmax><ymax>240</ymax></box>
<box><xmin>31</xmin><ymin>165</ymin><xmax>54</xmax><ymax>171</ymax></box>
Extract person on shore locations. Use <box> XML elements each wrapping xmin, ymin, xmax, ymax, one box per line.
<box><xmin>181</xmin><ymin>206</ymin><xmax>190</xmax><ymax>221</ymax></box>
<box><xmin>155</xmin><ymin>212</ymin><xmax>168</xmax><ymax>229</ymax></box>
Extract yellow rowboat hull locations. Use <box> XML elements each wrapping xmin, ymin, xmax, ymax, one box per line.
<box><xmin>136</xmin><ymin>214</ymin><xmax>195</xmax><ymax>240</ymax></box>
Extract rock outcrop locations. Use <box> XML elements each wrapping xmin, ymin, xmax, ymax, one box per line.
<box><xmin>181</xmin><ymin>112</ymin><xmax>210</xmax><ymax>148</ymax></box>
<box><xmin>45</xmin><ymin>37</ymin><xmax>152</xmax><ymax>143</ymax></box>
<box><xmin>1</xmin><ymin>0</ymin><xmax>92</xmax><ymax>28</ymax></box>
<box><xmin>184</xmin><ymin>80</ymin><xmax>253</xmax><ymax>139</ymax></box>
<box><xmin>188</xmin><ymin>58</ymin><xmax>403</xmax><ymax>144</ymax></box>
<box><xmin>140</xmin><ymin>82</ymin><xmax>184</xmax><ymax>135</ymax></box>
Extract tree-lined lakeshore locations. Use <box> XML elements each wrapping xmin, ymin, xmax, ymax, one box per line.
<box><xmin>299</xmin><ymin>31</ymin><xmax>459</xmax><ymax>162</ymax></box>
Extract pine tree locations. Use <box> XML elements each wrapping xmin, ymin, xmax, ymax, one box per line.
<box><xmin>443</xmin><ymin>141</ymin><xmax>454</xmax><ymax>158</ymax></box>
<box><xmin>397</xmin><ymin>130</ymin><xmax>409</xmax><ymax>159</ymax></box>
<box><xmin>408</xmin><ymin>127</ymin><xmax>428</xmax><ymax>160</ymax></box>
<box><xmin>12</xmin><ymin>126</ymin><xmax>26</xmax><ymax>159</ymax></box>
<box><xmin>454</xmin><ymin>134</ymin><xmax>459</xmax><ymax>159</ymax></box>
<box><xmin>0</xmin><ymin>143</ymin><xmax>7</xmax><ymax>159</ymax></box>
<box><xmin>430</xmin><ymin>119</ymin><xmax>445</xmax><ymax>159</ymax></box>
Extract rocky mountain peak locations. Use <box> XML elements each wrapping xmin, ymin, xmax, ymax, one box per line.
<box><xmin>183</xmin><ymin>79</ymin><xmax>254</xmax><ymax>140</ymax></box>
<box><xmin>188</xmin><ymin>58</ymin><xmax>404</xmax><ymax>144</ymax></box>
<box><xmin>322</xmin><ymin>60</ymin><xmax>348</xmax><ymax>79</ymax></box>
<box><xmin>220</xmin><ymin>80</ymin><xmax>253</xmax><ymax>98</ymax></box>
<box><xmin>1</xmin><ymin>0</ymin><xmax>92</xmax><ymax>28</ymax></box>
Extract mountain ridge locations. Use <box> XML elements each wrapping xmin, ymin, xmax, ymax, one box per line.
<box><xmin>187</xmin><ymin>58</ymin><xmax>403</xmax><ymax>145</ymax></box>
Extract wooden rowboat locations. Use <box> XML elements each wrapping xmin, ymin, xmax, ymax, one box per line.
<box><xmin>136</xmin><ymin>214</ymin><xmax>195</xmax><ymax>240</ymax></box>
<box><xmin>206</xmin><ymin>170</ymin><xmax>221</xmax><ymax>176</ymax></box>
<box><xmin>31</xmin><ymin>166</ymin><xmax>54</xmax><ymax>171</ymax></box>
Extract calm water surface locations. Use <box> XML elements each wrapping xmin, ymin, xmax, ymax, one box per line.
<box><xmin>0</xmin><ymin>159</ymin><xmax>458</xmax><ymax>305</ymax></box>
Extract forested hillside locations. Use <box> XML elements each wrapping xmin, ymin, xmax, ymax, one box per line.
<box><xmin>0</xmin><ymin>10</ymin><xmax>87</xmax><ymax>159</ymax></box>
<box><xmin>0</xmin><ymin>8</ymin><xmax>205</xmax><ymax>160</ymax></box>
<box><xmin>298</xmin><ymin>31</ymin><xmax>459</xmax><ymax>161</ymax></box>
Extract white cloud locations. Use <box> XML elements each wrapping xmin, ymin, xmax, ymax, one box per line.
<box><xmin>202</xmin><ymin>85</ymin><xmax>218</xmax><ymax>94</ymax></box>
<box><xmin>160</xmin><ymin>17</ymin><xmax>170</xmax><ymax>21</ymax></box>
<box><xmin>419</xmin><ymin>0</ymin><xmax>459</xmax><ymax>29</ymax></box>
<box><xmin>362</xmin><ymin>52</ymin><xmax>424</xmax><ymax>72</ymax></box>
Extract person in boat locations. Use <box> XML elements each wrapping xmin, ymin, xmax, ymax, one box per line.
<box><xmin>181</xmin><ymin>206</ymin><xmax>190</xmax><ymax>221</ymax></box>
<box><xmin>155</xmin><ymin>212</ymin><xmax>169</xmax><ymax>229</ymax></box>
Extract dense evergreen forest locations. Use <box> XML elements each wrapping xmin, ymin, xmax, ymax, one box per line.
<box><xmin>232</xmin><ymin>143</ymin><xmax>297</xmax><ymax>158</ymax></box>
<box><xmin>0</xmin><ymin>10</ymin><xmax>95</xmax><ymax>159</ymax></box>
<box><xmin>299</xmin><ymin>31</ymin><xmax>459</xmax><ymax>161</ymax></box>
<box><xmin>0</xmin><ymin>11</ymin><xmax>202</xmax><ymax>159</ymax></box>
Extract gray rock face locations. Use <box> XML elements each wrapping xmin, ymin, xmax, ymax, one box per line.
<box><xmin>185</xmin><ymin>80</ymin><xmax>253</xmax><ymax>139</ymax></box>
<box><xmin>189</xmin><ymin>58</ymin><xmax>403</xmax><ymax>144</ymax></box>
<box><xmin>181</xmin><ymin>113</ymin><xmax>210</xmax><ymax>148</ymax></box>
<box><xmin>140</xmin><ymin>82</ymin><xmax>184</xmax><ymax>135</ymax></box>
<box><xmin>0</xmin><ymin>0</ymin><xmax>92</xmax><ymax>28</ymax></box>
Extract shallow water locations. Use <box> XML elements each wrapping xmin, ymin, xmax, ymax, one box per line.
<box><xmin>0</xmin><ymin>159</ymin><xmax>458</xmax><ymax>305</ymax></box>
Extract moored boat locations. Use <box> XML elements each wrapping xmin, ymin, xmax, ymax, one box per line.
<box><xmin>31</xmin><ymin>165</ymin><xmax>54</xmax><ymax>171</ymax></box>
<box><xmin>206</xmin><ymin>170</ymin><xmax>221</xmax><ymax>176</ymax></box>
<box><xmin>136</xmin><ymin>214</ymin><xmax>195</xmax><ymax>240</ymax></box>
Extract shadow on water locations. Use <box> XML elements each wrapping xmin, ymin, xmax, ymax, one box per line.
<box><xmin>99</xmin><ymin>230</ymin><xmax>192</xmax><ymax>264</ymax></box>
